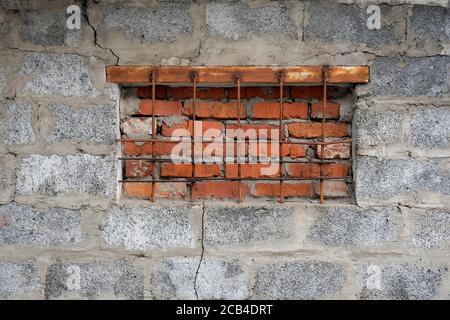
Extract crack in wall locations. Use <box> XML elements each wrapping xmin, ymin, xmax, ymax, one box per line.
<box><xmin>81</xmin><ymin>0</ymin><xmax>120</xmax><ymax>65</ymax></box>
<box><xmin>193</xmin><ymin>201</ymin><xmax>205</xmax><ymax>300</ymax></box>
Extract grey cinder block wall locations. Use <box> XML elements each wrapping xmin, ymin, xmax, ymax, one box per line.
<box><xmin>0</xmin><ymin>0</ymin><xmax>449</xmax><ymax>300</ymax></box>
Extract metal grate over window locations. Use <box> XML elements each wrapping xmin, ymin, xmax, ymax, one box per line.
<box><xmin>107</xmin><ymin>66</ymin><xmax>369</xmax><ymax>203</ymax></box>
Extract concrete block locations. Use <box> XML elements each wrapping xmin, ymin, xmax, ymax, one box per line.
<box><xmin>0</xmin><ymin>260</ymin><xmax>41</xmax><ymax>299</ymax></box>
<box><xmin>305</xmin><ymin>2</ymin><xmax>403</xmax><ymax>47</ymax></box>
<box><xmin>0</xmin><ymin>202</ymin><xmax>83</xmax><ymax>247</ymax></box>
<box><xmin>21</xmin><ymin>53</ymin><xmax>99</xmax><ymax>97</ymax></box>
<box><xmin>0</xmin><ymin>154</ymin><xmax>15</xmax><ymax>203</ymax></box>
<box><xmin>101</xmin><ymin>204</ymin><xmax>200</xmax><ymax>251</ymax></box>
<box><xmin>355</xmin><ymin>157</ymin><xmax>450</xmax><ymax>203</ymax></box>
<box><xmin>0</xmin><ymin>64</ymin><xmax>6</xmax><ymax>97</ymax></box>
<box><xmin>47</xmin><ymin>103</ymin><xmax>116</xmax><ymax>144</ymax></box>
<box><xmin>369</xmin><ymin>56</ymin><xmax>450</xmax><ymax>97</ymax></box>
<box><xmin>19</xmin><ymin>10</ymin><xmax>80</xmax><ymax>47</ymax></box>
<box><xmin>254</xmin><ymin>261</ymin><xmax>345</xmax><ymax>299</ymax></box>
<box><xmin>204</xmin><ymin>205</ymin><xmax>295</xmax><ymax>247</ymax></box>
<box><xmin>16</xmin><ymin>154</ymin><xmax>115</xmax><ymax>197</ymax></box>
<box><xmin>44</xmin><ymin>259</ymin><xmax>143</xmax><ymax>300</ymax></box>
<box><xmin>411</xmin><ymin>209</ymin><xmax>450</xmax><ymax>249</ymax></box>
<box><xmin>149</xmin><ymin>256</ymin><xmax>250</xmax><ymax>300</ymax></box>
<box><xmin>360</xmin><ymin>263</ymin><xmax>446</xmax><ymax>299</ymax></box>
<box><xmin>206</xmin><ymin>1</ymin><xmax>296</xmax><ymax>40</ymax></box>
<box><xmin>308</xmin><ymin>206</ymin><xmax>398</xmax><ymax>247</ymax></box>
<box><xmin>411</xmin><ymin>108</ymin><xmax>450</xmax><ymax>148</ymax></box>
<box><xmin>354</xmin><ymin>109</ymin><xmax>403</xmax><ymax>149</ymax></box>
<box><xmin>0</xmin><ymin>101</ymin><xmax>35</xmax><ymax>145</ymax></box>
<box><xmin>409</xmin><ymin>6</ymin><xmax>449</xmax><ymax>46</ymax></box>
<box><xmin>103</xmin><ymin>2</ymin><xmax>193</xmax><ymax>43</ymax></box>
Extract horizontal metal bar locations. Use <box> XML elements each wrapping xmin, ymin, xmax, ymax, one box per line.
<box><xmin>106</xmin><ymin>66</ymin><xmax>369</xmax><ymax>84</ymax></box>
<box><xmin>120</xmin><ymin>176</ymin><xmax>351</xmax><ymax>183</ymax></box>
<box><xmin>117</xmin><ymin>138</ymin><xmax>352</xmax><ymax>146</ymax></box>
<box><xmin>118</xmin><ymin>157</ymin><xmax>348</xmax><ymax>164</ymax></box>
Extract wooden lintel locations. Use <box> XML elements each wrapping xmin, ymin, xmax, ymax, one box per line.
<box><xmin>106</xmin><ymin>66</ymin><xmax>369</xmax><ymax>85</ymax></box>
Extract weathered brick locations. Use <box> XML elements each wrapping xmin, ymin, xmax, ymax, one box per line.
<box><xmin>290</xmin><ymin>86</ymin><xmax>323</xmax><ymax>100</ymax></box>
<box><xmin>411</xmin><ymin>108</ymin><xmax>450</xmax><ymax>148</ymax></box>
<box><xmin>204</xmin><ymin>205</ymin><xmax>295</xmax><ymax>246</ymax></box>
<box><xmin>137</xmin><ymin>86</ymin><xmax>167</xmax><ymax>99</ymax></box>
<box><xmin>226</xmin><ymin>124</ymin><xmax>280</xmax><ymax>140</ymax></box>
<box><xmin>254</xmin><ymin>261</ymin><xmax>345</xmax><ymax>299</ymax></box>
<box><xmin>354</xmin><ymin>109</ymin><xmax>402</xmax><ymax>149</ymax></box>
<box><xmin>160</xmin><ymin>163</ymin><xmax>221</xmax><ymax>178</ymax></box>
<box><xmin>228</xmin><ymin>86</ymin><xmax>287</xmax><ymax>99</ymax></box>
<box><xmin>411</xmin><ymin>209</ymin><xmax>450</xmax><ymax>249</ymax></box>
<box><xmin>123</xmin><ymin>182</ymin><xmax>187</xmax><ymax>199</ymax></box>
<box><xmin>183</xmin><ymin>101</ymin><xmax>245</xmax><ymax>119</ymax></box>
<box><xmin>308</xmin><ymin>206</ymin><xmax>397</xmax><ymax>247</ymax></box>
<box><xmin>0</xmin><ymin>101</ymin><xmax>35</xmax><ymax>145</ymax></box>
<box><xmin>149</xmin><ymin>257</ymin><xmax>250</xmax><ymax>299</ymax></box>
<box><xmin>310</xmin><ymin>102</ymin><xmax>340</xmax><ymax>119</ymax></box>
<box><xmin>101</xmin><ymin>204</ymin><xmax>200</xmax><ymax>250</ymax></box>
<box><xmin>45</xmin><ymin>260</ymin><xmax>143</xmax><ymax>300</ymax></box>
<box><xmin>206</xmin><ymin>2</ymin><xmax>297</xmax><ymax>40</ymax></box>
<box><xmin>161</xmin><ymin>120</ymin><xmax>223</xmax><ymax>137</ymax></box>
<box><xmin>124</xmin><ymin>160</ymin><xmax>153</xmax><ymax>178</ymax></box>
<box><xmin>48</xmin><ymin>104</ymin><xmax>116</xmax><ymax>144</ymax></box>
<box><xmin>288</xmin><ymin>123</ymin><xmax>349</xmax><ymax>138</ymax></box>
<box><xmin>138</xmin><ymin>100</ymin><xmax>182</xmax><ymax>117</ymax></box>
<box><xmin>121</xmin><ymin>118</ymin><xmax>153</xmax><ymax>137</ymax></box>
<box><xmin>253</xmin><ymin>182</ymin><xmax>314</xmax><ymax>198</ymax></box>
<box><xmin>0</xmin><ymin>202</ymin><xmax>83</xmax><ymax>247</ymax></box>
<box><xmin>252</xmin><ymin>102</ymin><xmax>308</xmax><ymax>119</ymax></box>
<box><xmin>192</xmin><ymin>181</ymin><xmax>247</xmax><ymax>199</ymax></box>
<box><xmin>315</xmin><ymin>143</ymin><xmax>351</xmax><ymax>159</ymax></box>
<box><xmin>314</xmin><ymin>180</ymin><xmax>349</xmax><ymax>198</ymax></box>
<box><xmin>122</xmin><ymin>141</ymin><xmax>178</xmax><ymax>156</ymax></box>
<box><xmin>360</xmin><ymin>263</ymin><xmax>446</xmax><ymax>300</ymax></box>
<box><xmin>0</xmin><ymin>261</ymin><xmax>41</xmax><ymax>299</ymax></box>
<box><xmin>16</xmin><ymin>154</ymin><xmax>115</xmax><ymax>197</ymax></box>
<box><xmin>21</xmin><ymin>53</ymin><xmax>98</xmax><ymax>97</ymax></box>
<box><xmin>355</xmin><ymin>157</ymin><xmax>450</xmax><ymax>203</ymax></box>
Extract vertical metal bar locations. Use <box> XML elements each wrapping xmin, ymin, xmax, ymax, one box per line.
<box><xmin>151</xmin><ymin>71</ymin><xmax>156</xmax><ymax>202</ymax></box>
<box><xmin>236</xmin><ymin>77</ymin><xmax>242</xmax><ymax>203</ymax></box>
<box><xmin>190</xmin><ymin>72</ymin><xmax>198</xmax><ymax>203</ymax></box>
<box><xmin>319</xmin><ymin>67</ymin><xmax>328</xmax><ymax>204</ymax></box>
<box><xmin>278</xmin><ymin>72</ymin><xmax>284</xmax><ymax>203</ymax></box>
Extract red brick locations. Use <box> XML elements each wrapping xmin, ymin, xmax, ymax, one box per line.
<box><xmin>226</xmin><ymin>124</ymin><xmax>281</xmax><ymax>140</ymax></box>
<box><xmin>183</xmin><ymin>101</ymin><xmax>246</xmax><ymax>119</ymax></box>
<box><xmin>124</xmin><ymin>160</ymin><xmax>153</xmax><ymax>178</ymax></box>
<box><xmin>315</xmin><ymin>143</ymin><xmax>351</xmax><ymax>159</ymax></box>
<box><xmin>161</xmin><ymin>120</ymin><xmax>223</xmax><ymax>137</ymax></box>
<box><xmin>253</xmin><ymin>182</ymin><xmax>314</xmax><ymax>197</ymax></box>
<box><xmin>289</xmin><ymin>144</ymin><xmax>307</xmax><ymax>158</ymax></box>
<box><xmin>288</xmin><ymin>123</ymin><xmax>349</xmax><ymax>138</ymax></box>
<box><xmin>160</xmin><ymin>163</ymin><xmax>221</xmax><ymax>178</ymax></box>
<box><xmin>310</xmin><ymin>102</ymin><xmax>340</xmax><ymax>119</ymax></box>
<box><xmin>322</xmin><ymin>163</ymin><xmax>349</xmax><ymax>177</ymax></box>
<box><xmin>228</xmin><ymin>86</ymin><xmax>288</xmax><ymax>99</ymax></box>
<box><xmin>247</xmin><ymin>143</ymin><xmax>306</xmax><ymax>158</ymax></box>
<box><xmin>252</xmin><ymin>102</ymin><xmax>308</xmax><ymax>119</ymax></box>
<box><xmin>192</xmin><ymin>181</ymin><xmax>248</xmax><ymax>199</ymax></box>
<box><xmin>137</xmin><ymin>86</ymin><xmax>167</xmax><ymax>99</ymax></box>
<box><xmin>122</xmin><ymin>141</ymin><xmax>179</xmax><ymax>156</ymax></box>
<box><xmin>290</xmin><ymin>86</ymin><xmax>323</xmax><ymax>100</ymax></box>
<box><xmin>167</xmin><ymin>87</ymin><xmax>225</xmax><ymax>100</ymax></box>
<box><xmin>138</xmin><ymin>100</ymin><xmax>182</xmax><ymax>116</ymax></box>
<box><xmin>314</xmin><ymin>180</ymin><xmax>348</xmax><ymax>197</ymax></box>
<box><xmin>287</xmin><ymin>163</ymin><xmax>320</xmax><ymax>178</ymax></box>
<box><xmin>225</xmin><ymin>163</ymin><xmax>280</xmax><ymax>178</ymax></box>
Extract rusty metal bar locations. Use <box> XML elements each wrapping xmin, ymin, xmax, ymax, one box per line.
<box><xmin>190</xmin><ymin>72</ymin><xmax>198</xmax><ymax>202</ymax></box>
<box><xmin>278</xmin><ymin>72</ymin><xmax>284</xmax><ymax>203</ymax></box>
<box><xmin>320</xmin><ymin>67</ymin><xmax>328</xmax><ymax>204</ymax></box>
<box><xmin>236</xmin><ymin>77</ymin><xmax>242</xmax><ymax>203</ymax></box>
<box><xmin>106</xmin><ymin>66</ymin><xmax>370</xmax><ymax>84</ymax></box>
<box><xmin>117</xmin><ymin>138</ymin><xmax>352</xmax><ymax>146</ymax></box>
<box><xmin>119</xmin><ymin>157</ymin><xmax>348</xmax><ymax>165</ymax></box>
<box><xmin>150</xmin><ymin>71</ymin><xmax>156</xmax><ymax>202</ymax></box>
<box><xmin>120</xmin><ymin>176</ymin><xmax>351</xmax><ymax>183</ymax></box>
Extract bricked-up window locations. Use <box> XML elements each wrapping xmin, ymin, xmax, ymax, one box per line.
<box><xmin>106</xmin><ymin>66</ymin><xmax>369</xmax><ymax>203</ymax></box>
